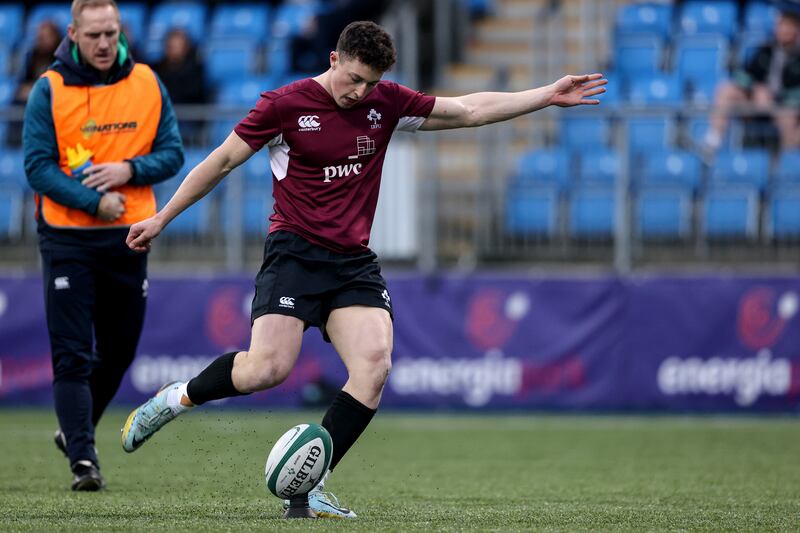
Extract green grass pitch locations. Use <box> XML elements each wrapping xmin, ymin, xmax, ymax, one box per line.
<box><xmin>1</xmin><ymin>409</ymin><xmax>798</xmax><ymax>532</ymax></box>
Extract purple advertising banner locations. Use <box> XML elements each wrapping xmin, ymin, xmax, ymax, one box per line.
<box><xmin>0</xmin><ymin>274</ymin><xmax>798</xmax><ymax>411</ymax></box>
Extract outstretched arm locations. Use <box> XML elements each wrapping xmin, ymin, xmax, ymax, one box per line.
<box><xmin>419</xmin><ymin>73</ymin><xmax>606</xmax><ymax>131</ymax></box>
<box><xmin>126</xmin><ymin>132</ymin><xmax>255</xmax><ymax>252</ymax></box>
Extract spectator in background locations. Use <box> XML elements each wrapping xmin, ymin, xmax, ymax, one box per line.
<box><xmin>14</xmin><ymin>20</ymin><xmax>62</xmax><ymax>104</ymax></box>
<box><xmin>705</xmin><ymin>9</ymin><xmax>800</xmax><ymax>153</ymax></box>
<box><xmin>153</xmin><ymin>28</ymin><xmax>207</xmax><ymax>144</ymax></box>
<box><xmin>291</xmin><ymin>0</ymin><xmax>387</xmax><ymax>73</ymax></box>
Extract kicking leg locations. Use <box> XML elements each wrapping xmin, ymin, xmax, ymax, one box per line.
<box><xmin>121</xmin><ymin>314</ymin><xmax>304</xmax><ymax>452</ymax></box>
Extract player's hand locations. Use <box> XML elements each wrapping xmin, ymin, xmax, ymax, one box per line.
<box><xmin>96</xmin><ymin>192</ymin><xmax>126</xmax><ymax>221</ymax></box>
<box><xmin>549</xmin><ymin>73</ymin><xmax>607</xmax><ymax>107</ymax></box>
<box><xmin>82</xmin><ymin>162</ymin><xmax>133</xmax><ymax>192</ymax></box>
<box><xmin>126</xmin><ymin>216</ymin><xmax>163</xmax><ymax>253</ymax></box>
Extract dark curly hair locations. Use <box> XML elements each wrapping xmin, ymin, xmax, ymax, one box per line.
<box><xmin>336</xmin><ymin>21</ymin><xmax>396</xmax><ymax>72</ymax></box>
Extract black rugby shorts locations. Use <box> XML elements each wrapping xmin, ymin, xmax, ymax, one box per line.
<box><xmin>251</xmin><ymin>230</ymin><xmax>393</xmax><ymax>341</ymax></box>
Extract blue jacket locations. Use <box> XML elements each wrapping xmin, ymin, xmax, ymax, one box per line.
<box><xmin>23</xmin><ymin>35</ymin><xmax>184</xmax><ymax>251</ymax></box>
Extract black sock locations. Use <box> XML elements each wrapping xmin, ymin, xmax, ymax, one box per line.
<box><xmin>186</xmin><ymin>352</ymin><xmax>247</xmax><ymax>405</ymax></box>
<box><xmin>321</xmin><ymin>390</ymin><xmax>376</xmax><ymax>471</ymax></box>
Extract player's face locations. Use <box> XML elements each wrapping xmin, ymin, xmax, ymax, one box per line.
<box><xmin>330</xmin><ymin>53</ymin><xmax>383</xmax><ymax>108</ymax></box>
<box><xmin>68</xmin><ymin>5</ymin><xmax>121</xmax><ymax>74</ymax></box>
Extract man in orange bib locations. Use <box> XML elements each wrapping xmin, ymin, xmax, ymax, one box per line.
<box><xmin>23</xmin><ymin>0</ymin><xmax>184</xmax><ymax>491</ymax></box>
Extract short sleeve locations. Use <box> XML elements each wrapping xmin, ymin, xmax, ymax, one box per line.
<box><xmin>233</xmin><ymin>92</ymin><xmax>283</xmax><ymax>151</ymax></box>
<box><xmin>394</xmin><ymin>83</ymin><xmax>436</xmax><ymax>132</ymax></box>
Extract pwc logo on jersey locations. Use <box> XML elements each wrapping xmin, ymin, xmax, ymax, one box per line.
<box><xmin>297</xmin><ymin>115</ymin><xmax>321</xmax><ymax>132</ymax></box>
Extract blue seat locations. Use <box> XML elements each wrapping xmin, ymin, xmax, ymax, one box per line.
<box><xmin>148</xmin><ymin>2</ymin><xmax>207</xmax><ymax>45</ymax></box>
<box><xmin>205</xmin><ymin>40</ymin><xmax>258</xmax><ymax>85</ymax></box>
<box><xmin>637</xmin><ymin>186</ymin><xmax>692</xmax><ymax>238</ymax></box>
<box><xmin>774</xmin><ymin>150</ymin><xmax>800</xmax><ymax>184</ymax></box>
<box><xmin>272</xmin><ymin>2</ymin><xmax>321</xmax><ymax>39</ymax></box>
<box><xmin>243</xmin><ymin>150</ymin><xmax>272</xmax><ymax>186</ymax></box>
<box><xmin>26</xmin><ymin>4</ymin><xmax>71</xmax><ymax>38</ymax></box>
<box><xmin>559</xmin><ymin>116</ymin><xmax>610</xmax><ymax>149</ymax></box>
<box><xmin>625</xmin><ymin>116</ymin><xmax>675</xmax><ymax>155</ymax></box>
<box><xmin>686</xmin><ymin>116</ymin><xmax>737</xmax><ymax>149</ymax></box>
<box><xmin>674</xmin><ymin>35</ymin><xmax>728</xmax><ymax>95</ymax></box>
<box><xmin>0</xmin><ymin>45</ymin><xmax>12</xmax><ymax>80</ymax></box>
<box><xmin>210</xmin><ymin>4</ymin><xmax>271</xmax><ymax>43</ymax></box>
<box><xmin>0</xmin><ymin>5</ymin><xmax>23</xmax><ymax>48</ymax></box>
<box><xmin>615</xmin><ymin>3</ymin><xmax>673</xmax><ymax>40</ymax></box>
<box><xmin>577</xmin><ymin>149</ymin><xmax>619</xmax><ymax>185</ymax></box>
<box><xmin>216</xmin><ymin>76</ymin><xmax>276</xmax><ymax>106</ymax></box>
<box><xmin>614</xmin><ymin>35</ymin><xmax>663</xmax><ymax>77</ymax></box>
<box><xmin>154</xmin><ymin>149</ymin><xmax>210</xmax><ymax>236</ymax></box>
<box><xmin>737</xmin><ymin>32</ymin><xmax>768</xmax><ymax>65</ymax></box>
<box><xmin>118</xmin><ymin>3</ymin><xmax>148</xmax><ymax>43</ymax></box>
<box><xmin>768</xmin><ymin>184</ymin><xmax>800</xmax><ymax>238</ymax></box>
<box><xmin>515</xmin><ymin>148</ymin><xmax>571</xmax><ymax>191</ymax></box>
<box><xmin>569</xmin><ymin>185</ymin><xmax>615</xmax><ymax>237</ymax></box>
<box><xmin>744</xmin><ymin>2</ymin><xmax>777</xmax><ymax>35</ymax></box>
<box><xmin>640</xmin><ymin>150</ymin><xmax>702</xmax><ymax>192</ymax></box>
<box><xmin>0</xmin><ymin>149</ymin><xmax>25</xmax><ymax>188</ymax></box>
<box><xmin>679</xmin><ymin>0</ymin><xmax>738</xmax><ymax>38</ymax></box>
<box><xmin>0</xmin><ymin>185</ymin><xmax>23</xmax><ymax>239</ymax></box>
<box><xmin>0</xmin><ymin>79</ymin><xmax>14</xmax><ymax>106</ymax></box>
<box><xmin>266</xmin><ymin>39</ymin><xmax>293</xmax><ymax>76</ymax></box>
<box><xmin>209</xmin><ymin>120</ymin><xmax>240</xmax><ymax>146</ymax></box>
<box><xmin>702</xmin><ymin>184</ymin><xmax>759</xmax><ymax>238</ymax></box>
<box><xmin>243</xmin><ymin>186</ymin><xmax>274</xmax><ymax>236</ymax></box>
<box><xmin>505</xmin><ymin>184</ymin><xmax>559</xmax><ymax>236</ymax></box>
<box><xmin>711</xmin><ymin>150</ymin><xmax>770</xmax><ymax>190</ymax></box>
<box><xmin>627</xmin><ymin>74</ymin><xmax>682</xmax><ymax>106</ymax></box>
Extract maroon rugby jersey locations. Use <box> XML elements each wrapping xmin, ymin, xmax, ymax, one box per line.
<box><xmin>234</xmin><ymin>78</ymin><xmax>436</xmax><ymax>253</ymax></box>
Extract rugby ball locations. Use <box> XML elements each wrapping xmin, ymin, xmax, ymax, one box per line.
<box><xmin>264</xmin><ymin>423</ymin><xmax>332</xmax><ymax>499</ymax></box>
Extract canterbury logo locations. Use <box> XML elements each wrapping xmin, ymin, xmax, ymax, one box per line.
<box><xmin>297</xmin><ymin>115</ymin><xmax>321</xmax><ymax>131</ymax></box>
<box><xmin>279</xmin><ymin>296</ymin><xmax>295</xmax><ymax>309</ymax></box>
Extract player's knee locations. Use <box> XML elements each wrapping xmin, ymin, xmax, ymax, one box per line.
<box><xmin>357</xmin><ymin>343</ymin><xmax>393</xmax><ymax>389</ymax></box>
<box><xmin>238</xmin><ymin>349</ymin><xmax>294</xmax><ymax>392</ymax></box>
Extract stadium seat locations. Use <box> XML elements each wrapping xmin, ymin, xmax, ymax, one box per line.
<box><xmin>625</xmin><ymin>116</ymin><xmax>675</xmax><ymax>155</ymax></box>
<box><xmin>209</xmin><ymin>119</ymin><xmax>240</xmax><ymax>146</ymax></box>
<box><xmin>0</xmin><ymin>45</ymin><xmax>11</xmax><ymax>79</ymax></box>
<box><xmin>0</xmin><ymin>149</ymin><xmax>26</xmax><ymax>188</ymax></box>
<box><xmin>679</xmin><ymin>0</ymin><xmax>738</xmax><ymax>39</ymax></box>
<box><xmin>243</xmin><ymin>149</ymin><xmax>272</xmax><ymax>186</ymax></box>
<box><xmin>636</xmin><ymin>186</ymin><xmax>693</xmax><ymax>238</ymax></box>
<box><xmin>0</xmin><ymin>5</ymin><xmax>23</xmax><ymax>48</ymax></box>
<box><xmin>117</xmin><ymin>3</ymin><xmax>148</xmax><ymax>44</ymax></box>
<box><xmin>640</xmin><ymin>150</ymin><xmax>702</xmax><ymax>192</ymax></box>
<box><xmin>614</xmin><ymin>35</ymin><xmax>663</xmax><ymax>77</ymax></box>
<box><xmin>711</xmin><ymin>149</ymin><xmax>770</xmax><ymax>190</ymax></box>
<box><xmin>242</xmin><ymin>186</ymin><xmax>274</xmax><ymax>236</ymax></box>
<box><xmin>26</xmin><ymin>4</ymin><xmax>71</xmax><ymax>38</ymax></box>
<box><xmin>674</xmin><ymin>35</ymin><xmax>728</xmax><ymax>89</ymax></box>
<box><xmin>205</xmin><ymin>40</ymin><xmax>258</xmax><ymax>85</ymax></box>
<box><xmin>216</xmin><ymin>76</ymin><xmax>277</xmax><ymax>106</ymax></box>
<box><xmin>514</xmin><ymin>148</ymin><xmax>571</xmax><ymax>191</ymax></box>
<box><xmin>774</xmin><ymin>150</ymin><xmax>800</xmax><ymax>184</ymax></box>
<box><xmin>154</xmin><ymin>149</ymin><xmax>210</xmax><ymax>236</ymax></box>
<box><xmin>265</xmin><ymin>39</ymin><xmax>293</xmax><ymax>76</ymax></box>
<box><xmin>559</xmin><ymin>116</ymin><xmax>610</xmax><ymax>149</ymax></box>
<box><xmin>768</xmin><ymin>184</ymin><xmax>800</xmax><ymax>238</ymax></box>
<box><xmin>271</xmin><ymin>1</ymin><xmax>321</xmax><ymax>39</ymax></box>
<box><xmin>686</xmin><ymin>116</ymin><xmax>738</xmax><ymax>149</ymax></box>
<box><xmin>210</xmin><ymin>4</ymin><xmax>271</xmax><ymax>43</ymax></box>
<box><xmin>0</xmin><ymin>185</ymin><xmax>22</xmax><ymax>239</ymax></box>
<box><xmin>615</xmin><ymin>3</ymin><xmax>673</xmax><ymax>40</ymax></box>
<box><xmin>744</xmin><ymin>2</ymin><xmax>777</xmax><ymax>35</ymax></box>
<box><xmin>627</xmin><ymin>74</ymin><xmax>682</xmax><ymax>107</ymax></box>
<box><xmin>505</xmin><ymin>184</ymin><xmax>559</xmax><ymax>237</ymax></box>
<box><xmin>148</xmin><ymin>2</ymin><xmax>207</xmax><ymax>45</ymax></box>
<box><xmin>0</xmin><ymin>79</ymin><xmax>15</xmax><ymax>106</ymax></box>
<box><xmin>577</xmin><ymin>149</ymin><xmax>619</xmax><ymax>185</ymax></box>
<box><xmin>737</xmin><ymin>32</ymin><xmax>767</xmax><ymax>65</ymax></box>
<box><xmin>569</xmin><ymin>185</ymin><xmax>615</xmax><ymax>238</ymax></box>
<box><xmin>701</xmin><ymin>184</ymin><xmax>759</xmax><ymax>238</ymax></box>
